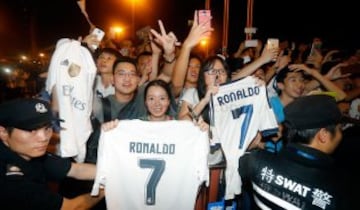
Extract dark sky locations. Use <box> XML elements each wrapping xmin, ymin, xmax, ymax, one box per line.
<box><xmin>1</xmin><ymin>0</ymin><xmax>359</xmax><ymax>57</ymax></box>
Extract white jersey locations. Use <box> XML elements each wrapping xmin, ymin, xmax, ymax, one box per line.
<box><xmin>91</xmin><ymin>120</ymin><xmax>209</xmax><ymax>210</ymax></box>
<box><xmin>46</xmin><ymin>39</ymin><xmax>96</xmax><ymax>162</ymax></box>
<box><xmin>210</xmin><ymin>76</ymin><xmax>278</xmax><ymax>199</ymax></box>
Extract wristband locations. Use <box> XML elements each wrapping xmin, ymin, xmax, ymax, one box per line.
<box><xmin>163</xmin><ymin>55</ymin><xmax>176</xmax><ymax>64</ymax></box>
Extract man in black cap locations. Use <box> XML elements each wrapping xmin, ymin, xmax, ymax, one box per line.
<box><xmin>0</xmin><ymin>98</ymin><xmax>104</xmax><ymax>210</ymax></box>
<box><xmin>238</xmin><ymin>95</ymin><xmax>355</xmax><ymax>209</ymax></box>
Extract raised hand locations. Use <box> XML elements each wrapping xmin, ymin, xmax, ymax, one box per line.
<box><xmin>79</xmin><ymin>33</ymin><xmax>100</xmax><ymax>51</ymax></box>
<box><xmin>260</xmin><ymin>44</ymin><xmax>279</xmax><ymax>63</ymax></box>
<box><xmin>150</xmin><ymin>20</ymin><xmax>180</xmax><ymax>55</ymax></box>
<box><xmin>325</xmin><ymin>63</ymin><xmax>351</xmax><ymax>80</ymax></box>
<box><xmin>149</xmin><ymin>33</ymin><xmax>162</xmax><ymax>55</ymax></box>
<box><xmin>183</xmin><ymin>10</ymin><xmax>214</xmax><ymax>49</ymax></box>
<box><xmin>203</xmin><ymin>85</ymin><xmax>219</xmax><ymax>104</ymax></box>
<box><xmin>289</xmin><ymin>63</ymin><xmax>315</xmax><ymax>75</ymax></box>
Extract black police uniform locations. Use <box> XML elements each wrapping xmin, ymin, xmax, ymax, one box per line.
<box><xmin>239</xmin><ymin>143</ymin><xmax>349</xmax><ymax>210</ymax></box>
<box><xmin>0</xmin><ymin>141</ymin><xmax>71</xmax><ymax>210</ymax></box>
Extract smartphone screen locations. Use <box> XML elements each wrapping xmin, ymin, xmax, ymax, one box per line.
<box><xmin>267</xmin><ymin>38</ymin><xmax>279</xmax><ymax>61</ymax></box>
<box><xmin>267</xmin><ymin>38</ymin><xmax>279</xmax><ymax>50</ymax></box>
<box><xmin>198</xmin><ymin>10</ymin><xmax>211</xmax><ymax>37</ymax></box>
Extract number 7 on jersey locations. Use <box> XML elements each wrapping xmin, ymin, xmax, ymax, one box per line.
<box><xmin>139</xmin><ymin>159</ymin><xmax>166</xmax><ymax>205</ymax></box>
<box><xmin>231</xmin><ymin>104</ymin><xmax>254</xmax><ymax>149</ymax></box>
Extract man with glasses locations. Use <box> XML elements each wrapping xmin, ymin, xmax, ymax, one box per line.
<box><xmin>93</xmin><ymin>56</ymin><xmax>146</xmax><ymax>122</ymax></box>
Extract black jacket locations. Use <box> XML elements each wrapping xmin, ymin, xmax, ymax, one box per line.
<box><xmin>239</xmin><ymin>143</ymin><xmax>349</xmax><ymax>209</ymax></box>
<box><xmin>0</xmin><ymin>142</ymin><xmax>71</xmax><ymax>210</ymax></box>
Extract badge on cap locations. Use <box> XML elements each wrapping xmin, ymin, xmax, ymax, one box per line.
<box><xmin>35</xmin><ymin>103</ymin><xmax>48</xmax><ymax>113</ymax></box>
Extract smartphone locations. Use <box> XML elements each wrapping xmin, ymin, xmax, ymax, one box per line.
<box><xmin>198</xmin><ymin>10</ymin><xmax>211</xmax><ymax>37</ymax></box>
<box><xmin>267</xmin><ymin>38</ymin><xmax>279</xmax><ymax>50</ymax></box>
<box><xmin>91</xmin><ymin>28</ymin><xmax>105</xmax><ymax>49</ymax></box>
<box><xmin>267</xmin><ymin>38</ymin><xmax>279</xmax><ymax>61</ymax></box>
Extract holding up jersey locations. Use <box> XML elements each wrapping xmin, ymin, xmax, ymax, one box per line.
<box><xmin>210</xmin><ymin>76</ymin><xmax>278</xmax><ymax>199</ymax></box>
<box><xmin>46</xmin><ymin>39</ymin><xmax>97</xmax><ymax>162</ymax></box>
<box><xmin>91</xmin><ymin>120</ymin><xmax>209</xmax><ymax>210</ymax></box>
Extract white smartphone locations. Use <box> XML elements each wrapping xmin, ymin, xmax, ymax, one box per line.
<box><xmin>91</xmin><ymin>28</ymin><xmax>105</xmax><ymax>49</ymax></box>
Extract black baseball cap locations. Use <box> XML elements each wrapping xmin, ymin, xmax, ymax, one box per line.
<box><xmin>0</xmin><ymin>98</ymin><xmax>62</xmax><ymax>131</ymax></box>
<box><xmin>284</xmin><ymin>95</ymin><xmax>359</xmax><ymax>129</ymax></box>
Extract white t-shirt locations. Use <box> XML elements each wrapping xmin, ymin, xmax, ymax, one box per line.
<box><xmin>46</xmin><ymin>39</ymin><xmax>96</xmax><ymax>162</ymax></box>
<box><xmin>210</xmin><ymin>76</ymin><xmax>278</xmax><ymax>199</ymax></box>
<box><xmin>91</xmin><ymin>120</ymin><xmax>209</xmax><ymax>210</ymax></box>
<box><xmin>180</xmin><ymin>87</ymin><xmax>200</xmax><ymax>108</ymax></box>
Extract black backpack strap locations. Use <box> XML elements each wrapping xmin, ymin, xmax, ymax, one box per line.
<box><xmin>102</xmin><ymin>97</ymin><xmax>112</xmax><ymax>122</ymax></box>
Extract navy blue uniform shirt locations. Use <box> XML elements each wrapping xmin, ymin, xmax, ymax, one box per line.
<box><xmin>0</xmin><ymin>141</ymin><xmax>71</xmax><ymax>210</ymax></box>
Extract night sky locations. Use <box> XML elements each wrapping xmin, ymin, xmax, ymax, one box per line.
<box><xmin>1</xmin><ymin>0</ymin><xmax>359</xmax><ymax>57</ymax></box>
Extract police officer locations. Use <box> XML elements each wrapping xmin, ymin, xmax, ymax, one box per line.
<box><xmin>238</xmin><ymin>95</ymin><xmax>356</xmax><ymax>209</ymax></box>
<box><xmin>0</xmin><ymin>98</ymin><xmax>104</xmax><ymax>210</ymax></box>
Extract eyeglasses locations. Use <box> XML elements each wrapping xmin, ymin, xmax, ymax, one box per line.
<box><xmin>115</xmin><ymin>70</ymin><xmax>138</xmax><ymax>77</ymax></box>
<box><xmin>206</xmin><ymin>68</ymin><xmax>227</xmax><ymax>75</ymax></box>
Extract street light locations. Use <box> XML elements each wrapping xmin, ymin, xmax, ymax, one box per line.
<box><xmin>125</xmin><ymin>0</ymin><xmax>146</xmax><ymax>39</ymax></box>
<box><xmin>200</xmin><ymin>38</ymin><xmax>209</xmax><ymax>57</ymax></box>
<box><xmin>110</xmin><ymin>26</ymin><xmax>124</xmax><ymax>42</ymax></box>
<box><xmin>21</xmin><ymin>55</ymin><xmax>28</xmax><ymax>61</ymax></box>
<box><xmin>130</xmin><ymin>0</ymin><xmax>136</xmax><ymax>39</ymax></box>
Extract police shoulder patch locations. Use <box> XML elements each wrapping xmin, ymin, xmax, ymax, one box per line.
<box><xmin>6</xmin><ymin>164</ymin><xmax>24</xmax><ymax>176</ymax></box>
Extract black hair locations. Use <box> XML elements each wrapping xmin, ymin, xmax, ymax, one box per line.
<box><xmin>226</xmin><ymin>57</ymin><xmax>244</xmax><ymax>73</ymax></box>
<box><xmin>285</xmin><ymin>124</ymin><xmax>337</xmax><ymax>145</ymax></box>
<box><xmin>136</xmin><ymin>51</ymin><xmax>152</xmax><ymax>64</ymax></box>
<box><xmin>275</xmin><ymin>65</ymin><xmax>305</xmax><ymax>94</ymax></box>
<box><xmin>275</xmin><ymin>66</ymin><xmax>292</xmax><ymax>84</ymax></box>
<box><xmin>5</xmin><ymin>127</ymin><xmax>14</xmax><ymax>134</ymax></box>
<box><xmin>197</xmin><ymin>55</ymin><xmax>230</xmax><ymax>100</ymax></box>
<box><xmin>112</xmin><ymin>56</ymin><xmax>138</xmax><ymax>75</ymax></box>
<box><xmin>189</xmin><ymin>53</ymin><xmax>203</xmax><ymax>64</ymax></box>
<box><xmin>144</xmin><ymin>79</ymin><xmax>172</xmax><ymax>115</ymax></box>
<box><xmin>95</xmin><ymin>47</ymin><xmax>122</xmax><ymax>60</ymax></box>
<box><xmin>144</xmin><ymin>79</ymin><xmax>172</xmax><ymax>101</ymax></box>
<box><xmin>196</xmin><ymin>55</ymin><xmax>230</xmax><ymax>123</ymax></box>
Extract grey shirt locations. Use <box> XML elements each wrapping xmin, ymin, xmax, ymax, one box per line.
<box><xmin>93</xmin><ymin>84</ymin><xmax>147</xmax><ymax>122</ymax></box>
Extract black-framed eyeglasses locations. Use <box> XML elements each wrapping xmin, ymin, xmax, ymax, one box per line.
<box><xmin>206</xmin><ymin>68</ymin><xmax>227</xmax><ymax>75</ymax></box>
